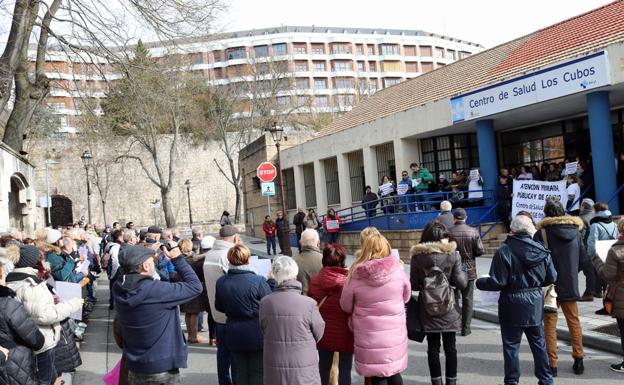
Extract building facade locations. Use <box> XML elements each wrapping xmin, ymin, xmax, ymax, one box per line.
<box><xmin>278</xmin><ymin>1</ymin><xmax>624</xmax><ymax>220</ymax></box>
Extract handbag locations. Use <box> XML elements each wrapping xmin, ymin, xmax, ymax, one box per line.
<box><xmin>604</xmin><ymin>273</ymin><xmax>624</xmax><ymax>315</ymax></box>
<box><xmin>541</xmin><ymin>229</ymin><xmax>558</xmax><ymax>313</ymax></box>
<box><xmin>406</xmin><ymin>291</ymin><xmax>426</xmax><ymax>342</ymax></box>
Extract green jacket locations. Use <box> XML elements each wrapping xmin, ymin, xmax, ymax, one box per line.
<box><xmin>411</xmin><ymin>168</ymin><xmax>434</xmax><ymax>191</ymax></box>
<box><xmin>47</xmin><ymin>251</ymin><xmax>78</xmax><ymax>282</ymax></box>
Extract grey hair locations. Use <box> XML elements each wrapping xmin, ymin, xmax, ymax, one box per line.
<box><xmin>300</xmin><ymin>229</ymin><xmax>319</xmax><ymax>247</ymax></box>
<box><xmin>510</xmin><ymin>215</ymin><xmax>536</xmax><ymax>237</ymax></box>
<box><xmin>271</xmin><ymin>256</ymin><xmax>299</xmax><ymax>285</ymax></box>
<box><xmin>440</xmin><ymin>200</ymin><xmax>452</xmax><ymax>211</ymax></box>
<box><xmin>162</xmin><ymin>229</ymin><xmax>173</xmax><ymax>239</ymax></box>
<box><xmin>62</xmin><ymin>237</ymin><xmax>74</xmax><ymax>248</ymax></box>
<box><xmin>122</xmin><ymin>230</ymin><xmax>136</xmax><ymax>243</ymax></box>
<box><xmin>191</xmin><ymin>227</ymin><xmax>203</xmax><ymax>237</ymax></box>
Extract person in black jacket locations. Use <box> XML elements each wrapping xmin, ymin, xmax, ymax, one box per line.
<box><xmin>293</xmin><ymin>208</ymin><xmax>307</xmax><ymax>253</ymax></box>
<box><xmin>0</xmin><ymin>252</ymin><xmax>45</xmax><ymax>385</ymax></box>
<box><xmin>533</xmin><ymin>198</ymin><xmax>587</xmax><ymax>376</ymax></box>
<box><xmin>496</xmin><ymin>175</ymin><xmax>513</xmax><ymax>232</ymax></box>
<box><xmin>361</xmin><ymin>186</ymin><xmax>379</xmax><ymax>218</ymax></box>
<box><xmin>476</xmin><ymin>215</ymin><xmax>556</xmax><ymax>385</ymax></box>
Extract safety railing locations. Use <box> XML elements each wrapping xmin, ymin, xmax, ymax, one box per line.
<box><xmin>607</xmin><ymin>183</ymin><xmax>624</xmax><ymax>207</ymax></box>
<box><xmin>566</xmin><ymin>183</ymin><xmax>594</xmax><ymax>213</ymax></box>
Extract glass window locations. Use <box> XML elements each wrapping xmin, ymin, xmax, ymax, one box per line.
<box><xmin>358</xmin><ymin>78</ymin><xmax>367</xmax><ymax>91</ymax></box>
<box><xmin>314</xmin><ymin>95</ymin><xmax>328</xmax><ymax>107</ymax></box>
<box><xmin>314</xmin><ymin>78</ymin><xmax>327</xmax><ymax>89</ymax></box>
<box><xmin>447</xmin><ymin>50</ymin><xmax>456</xmax><ymax>60</ymax></box>
<box><xmin>297</xmin><ymin>95</ymin><xmax>308</xmax><ymax>105</ymax></box>
<box><xmin>420</xmin><ymin>134</ymin><xmax>479</xmax><ymax>180</ymax></box>
<box><xmin>335</xmin><ymin>78</ymin><xmax>353</xmax><ymax>88</ymax></box>
<box><xmin>367</xmin><ymin>46</ymin><xmax>374</xmax><ymax>55</ymax></box>
<box><xmin>296</xmin><ymin>78</ymin><xmax>309</xmax><ymax>89</ymax></box>
<box><xmin>313</xmin><ymin>61</ymin><xmax>326</xmax><ymax>71</ymax></box>
<box><xmin>368</xmin><ymin>61</ymin><xmax>377</xmax><ymax>71</ymax></box>
<box><xmin>227</xmin><ymin>47</ymin><xmax>246</xmax><ymax>60</ymax></box>
<box><xmin>369</xmin><ymin>79</ymin><xmax>378</xmax><ymax>92</ymax></box>
<box><xmin>272</xmin><ymin>43</ymin><xmax>287</xmax><ymax>55</ymax></box>
<box><xmin>295</xmin><ymin>61</ymin><xmax>308</xmax><ymax>71</ymax></box>
<box><xmin>459</xmin><ymin>51</ymin><xmax>471</xmax><ymax>59</ymax></box>
<box><xmin>332</xmin><ymin>44</ymin><xmax>351</xmax><ymax>54</ymax></box>
<box><xmin>254</xmin><ymin>45</ymin><xmax>268</xmax><ymax>58</ymax></box>
<box><xmin>334</xmin><ymin>61</ymin><xmax>351</xmax><ymax>71</ymax></box>
<box><xmin>380</xmin><ymin>44</ymin><xmax>400</xmax><ymax>55</ymax></box>
<box><xmin>357</xmin><ymin>61</ymin><xmax>365</xmax><ymax>72</ymax></box>
<box><xmin>277</xmin><ymin>96</ymin><xmax>290</xmax><ymax>106</ymax></box>
<box><xmin>336</xmin><ymin>94</ymin><xmax>355</xmax><ymax>106</ymax></box>
<box><xmin>356</xmin><ymin>45</ymin><xmax>364</xmax><ymax>55</ymax></box>
<box><xmin>312</xmin><ymin>44</ymin><xmax>325</xmax><ymax>54</ymax></box>
<box><xmin>421</xmin><ymin>62</ymin><xmax>434</xmax><ymax>73</ymax></box>
<box><xmin>434</xmin><ymin>47</ymin><xmax>445</xmax><ymax>58</ymax></box>
<box><xmin>383</xmin><ymin>78</ymin><xmax>401</xmax><ymax>87</ymax></box>
<box><xmin>293</xmin><ymin>45</ymin><xmax>307</xmax><ymax>54</ymax></box>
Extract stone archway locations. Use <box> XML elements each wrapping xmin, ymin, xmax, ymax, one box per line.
<box><xmin>50</xmin><ymin>194</ymin><xmax>73</xmax><ymax>228</ymax></box>
<box><xmin>8</xmin><ymin>173</ymin><xmax>29</xmax><ymax>230</ymax></box>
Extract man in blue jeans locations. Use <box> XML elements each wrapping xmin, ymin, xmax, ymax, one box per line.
<box><xmin>477</xmin><ymin>215</ymin><xmax>557</xmax><ymax>385</ymax></box>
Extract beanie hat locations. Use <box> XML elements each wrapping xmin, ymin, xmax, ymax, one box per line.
<box><xmin>201</xmin><ymin>235</ymin><xmax>216</xmax><ymax>250</ymax></box>
<box><xmin>46</xmin><ymin>228</ymin><xmax>62</xmax><ymax>244</ymax></box>
<box><xmin>16</xmin><ymin>245</ymin><xmax>40</xmax><ymax>268</ymax></box>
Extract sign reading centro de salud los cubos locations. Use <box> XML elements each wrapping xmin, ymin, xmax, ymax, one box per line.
<box><xmin>450</xmin><ymin>51</ymin><xmax>611</xmax><ymax>124</ymax></box>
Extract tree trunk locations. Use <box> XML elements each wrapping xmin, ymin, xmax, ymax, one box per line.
<box><xmin>161</xmin><ymin>188</ymin><xmax>176</xmax><ymax>228</ymax></box>
<box><xmin>101</xmin><ymin>200</ymin><xmax>107</xmax><ymax>225</ymax></box>
<box><xmin>234</xmin><ymin>182</ymin><xmax>242</xmax><ymax>223</ymax></box>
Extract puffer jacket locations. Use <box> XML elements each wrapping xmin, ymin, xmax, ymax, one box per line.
<box><xmin>477</xmin><ymin>235</ymin><xmax>557</xmax><ymax>327</ymax></box>
<box><xmin>52</xmin><ymin>319</ymin><xmax>82</xmax><ymax>374</ymax></box>
<box><xmin>593</xmin><ymin>240</ymin><xmax>624</xmax><ymax>319</ymax></box>
<box><xmin>410</xmin><ymin>241</ymin><xmax>468</xmax><ymax>333</ymax></box>
<box><xmin>340</xmin><ymin>256</ymin><xmax>411</xmax><ymax>377</ymax></box>
<box><xmin>587</xmin><ymin>211</ymin><xmax>618</xmax><ymax>257</ymax></box>
<box><xmin>534</xmin><ymin>215</ymin><xmax>586</xmax><ymax>301</ymax></box>
<box><xmin>215</xmin><ymin>269</ymin><xmax>272</xmax><ymax>353</ymax></box>
<box><xmin>0</xmin><ymin>286</ymin><xmax>45</xmax><ymax>385</ymax></box>
<box><xmin>260</xmin><ymin>280</ymin><xmax>325</xmax><ymax>385</ymax></box>
<box><xmin>308</xmin><ymin>267</ymin><xmax>353</xmax><ymax>353</ymax></box>
<box><xmin>449</xmin><ymin>222</ymin><xmax>485</xmax><ymax>280</ymax></box>
<box><xmin>5</xmin><ymin>268</ymin><xmax>83</xmax><ymax>354</ymax></box>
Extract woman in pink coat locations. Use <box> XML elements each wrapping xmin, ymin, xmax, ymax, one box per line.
<box><xmin>340</xmin><ymin>229</ymin><xmax>411</xmax><ymax>385</ymax></box>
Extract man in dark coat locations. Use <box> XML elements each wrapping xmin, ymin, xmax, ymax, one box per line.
<box><xmin>293</xmin><ymin>208</ymin><xmax>307</xmax><ymax>253</ymax></box>
<box><xmin>477</xmin><ymin>215</ymin><xmax>556</xmax><ymax>385</ymax></box>
<box><xmin>437</xmin><ymin>201</ymin><xmax>455</xmax><ymax>229</ymax></box>
<box><xmin>361</xmin><ymin>186</ymin><xmax>379</xmax><ymax>218</ymax></box>
<box><xmin>449</xmin><ymin>208</ymin><xmax>484</xmax><ymax>336</ymax></box>
<box><xmin>496</xmin><ymin>175</ymin><xmax>513</xmax><ymax>232</ymax></box>
<box><xmin>533</xmin><ymin>199</ymin><xmax>586</xmax><ymax>376</ymax></box>
<box><xmin>113</xmin><ymin>244</ymin><xmax>203</xmax><ymax>385</ymax></box>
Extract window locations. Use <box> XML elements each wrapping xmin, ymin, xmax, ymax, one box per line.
<box><xmin>297</xmin><ymin>95</ymin><xmax>309</xmax><ymax>105</ymax></box>
<box><xmin>375</xmin><ymin>142</ymin><xmax>396</xmax><ymax>182</ymax></box>
<box><xmin>357</xmin><ymin>61</ymin><xmax>365</xmax><ymax>72</ymax></box>
<box><xmin>447</xmin><ymin>50</ymin><xmax>456</xmax><ymax>60</ymax></box>
<box><xmin>380</xmin><ymin>44</ymin><xmax>399</xmax><ymax>55</ymax></box>
<box><xmin>312</xmin><ymin>44</ymin><xmax>325</xmax><ymax>54</ymax></box>
<box><xmin>419</xmin><ymin>46</ymin><xmax>432</xmax><ymax>57</ymax></box>
<box><xmin>348</xmin><ymin>151</ymin><xmax>365</xmax><ymax>202</ymax></box>
<box><xmin>283</xmin><ymin>169</ymin><xmax>296</xmax><ymax>210</ymax></box>
<box><xmin>367</xmin><ymin>46</ymin><xmax>374</xmax><ymax>55</ymax></box>
<box><xmin>313</xmin><ymin>61</ymin><xmax>326</xmax><ymax>71</ymax></box>
<box><xmin>434</xmin><ymin>47</ymin><xmax>445</xmax><ymax>58</ymax></box>
<box><xmin>368</xmin><ymin>61</ymin><xmax>377</xmax><ymax>71</ymax></box>
<box><xmin>459</xmin><ymin>51</ymin><xmax>471</xmax><ymax>59</ymax></box>
<box><xmin>314</xmin><ymin>78</ymin><xmax>327</xmax><ymax>89</ymax></box>
<box><xmin>59</xmin><ymin>116</ymin><xmax>68</xmax><ymax>127</ymax></box>
<box><xmin>334</xmin><ymin>61</ymin><xmax>351</xmax><ymax>71</ymax></box>
<box><xmin>296</xmin><ymin>78</ymin><xmax>309</xmax><ymax>89</ymax></box>
<box><xmin>356</xmin><ymin>45</ymin><xmax>364</xmax><ymax>55</ymax></box>
<box><xmin>336</xmin><ymin>94</ymin><xmax>355</xmax><ymax>106</ymax></box>
<box><xmin>383</xmin><ymin>78</ymin><xmax>401</xmax><ymax>87</ymax></box>
<box><xmin>335</xmin><ymin>78</ymin><xmax>353</xmax><ymax>89</ymax></box>
<box><xmin>213</xmin><ymin>51</ymin><xmax>222</xmax><ymax>62</ymax></box>
<box><xmin>405</xmin><ymin>62</ymin><xmax>418</xmax><ymax>73</ymax></box>
<box><xmin>254</xmin><ymin>45</ymin><xmax>268</xmax><ymax>58</ymax></box>
<box><xmin>358</xmin><ymin>78</ymin><xmax>367</xmax><ymax>91</ymax></box>
<box><xmin>369</xmin><ymin>78</ymin><xmax>378</xmax><ymax>92</ymax></box>
<box><xmin>47</xmin><ymin>102</ymin><xmax>65</xmax><ymax>110</ymax></box>
<box><xmin>295</xmin><ymin>61</ymin><xmax>308</xmax><ymax>71</ymax></box>
<box><xmin>421</xmin><ymin>62</ymin><xmax>434</xmax><ymax>73</ymax></box>
<box><xmin>381</xmin><ymin>61</ymin><xmax>401</xmax><ymax>72</ymax></box>
<box><xmin>227</xmin><ymin>47</ymin><xmax>246</xmax><ymax>60</ymax></box>
<box><xmin>404</xmin><ymin>45</ymin><xmax>416</xmax><ymax>56</ymax></box>
<box><xmin>314</xmin><ymin>95</ymin><xmax>328</xmax><ymax>107</ymax></box>
<box><xmin>293</xmin><ymin>44</ymin><xmax>307</xmax><ymax>54</ymax></box>
<box><xmin>272</xmin><ymin>43</ymin><xmax>287</xmax><ymax>55</ymax></box>
<box><xmin>332</xmin><ymin>44</ymin><xmax>351</xmax><ymax>54</ymax></box>
<box><xmin>324</xmin><ymin>158</ymin><xmax>340</xmax><ymax>205</ymax></box>
<box><xmin>420</xmin><ymin>134</ymin><xmax>479</xmax><ymax>180</ymax></box>
<box><xmin>277</xmin><ymin>96</ymin><xmax>290</xmax><ymax>106</ymax></box>
<box><xmin>303</xmin><ymin>163</ymin><xmax>317</xmax><ymax>207</ymax></box>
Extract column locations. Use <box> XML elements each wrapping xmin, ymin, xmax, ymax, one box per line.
<box><xmin>476</xmin><ymin>119</ymin><xmax>498</xmax><ymax>205</ymax></box>
<box><xmin>336</xmin><ymin>153</ymin><xmax>352</xmax><ymax>208</ymax></box>
<box><xmin>293</xmin><ymin>165</ymin><xmax>306</xmax><ymax>209</ymax></box>
<box><xmin>362</xmin><ymin>146</ymin><xmax>378</xmax><ymax>190</ymax></box>
<box><xmin>394</xmin><ymin>138</ymin><xmax>421</xmax><ymax>174</ymax></box>
<box><xmin>314</xmin><ymin>159</ymin><xmax>328</xmax><ymax>214</ymax></box>
<box><xmin>587</xmin><ymin>91</ymin><xmax>619</xmax><ymax>214</ymax></box>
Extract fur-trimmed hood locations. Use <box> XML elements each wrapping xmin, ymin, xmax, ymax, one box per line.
<box><xmin>410</xmin><ymin>240</ymin><xmax>457</xmax><ymax>256</ymax></box>
<box><xmin>354</xmin><ymin>255</ymin><xmax>401</xmax><ymax>285</ymax></box>
<box><xmin>37</xmin><ymin>242</ymin><xmax>61</xmax><ymax>255</ymax></box>
<box><xmin>536</xmin><ymin>215</ymin><xmax>584</xmax><ymax>231</ymax></box>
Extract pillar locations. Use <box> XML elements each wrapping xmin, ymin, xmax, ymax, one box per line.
<box><xmin>314</xmin><ymin>159</ymin><xmax>328</xmax><ymax>214</ymax></box>
<box><xmin>393</xmin><ymin>138</ymin><xmax>420</xmax><ymax>175</ymax></box>
<box><xmin>476</xmin><ymin>119</ymin><xmax>498</xmax><ymax>205</ymax></box>
<box><xmin>363</xmin><ymin>146</ymin><xmax>378</xmax><ymax>190</ymax></box>
<box><xmin>587</xmin><ymin>91</ymin><xmax>619</xmax><ymax>214</ymax></box>
<box><xmin>293</xmin><ymin>165</ymin><xmax>306</xmax><ymax>209</ymax></box>
<box><xmin>336</xmin><ymin>153</ymin><xmax>352</xmax><ymax>208</ymax></box>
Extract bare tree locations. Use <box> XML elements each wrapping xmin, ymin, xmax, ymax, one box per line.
<box><xmin>0</xmin><ymin>0</ymin><xmax>226</xmax><ymax>152</ymax></box>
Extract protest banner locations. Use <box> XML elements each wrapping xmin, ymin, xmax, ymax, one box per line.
<box><xmin>470</xmin><ymin>169</ymin><xmax>480</xmax><ymax>179</ymax></box>
<box><xmin>396</xmin><ymin>184</ymin><xmax>409</xmax><ymax>195</ymax></box>
<box><xmin>565</xmin><ymin>161</ymin><xmax>578</xmax><ymax>175</ymax></box>
<box><xmin>379</xmin><ymin>182</ymin><xmax>394</xmax><ymax>196</ymax></box>
<box><xmin>55</xmin><ymin>282</ymin><xmax>83</xmax><ymax>320</ymax></box>
<box><xmin>511</xmin><ymin>180</ymin><xmax>568</xmax><ymax>223</ymax></box>
<box><xmin>326</xmin><ymin>220</ymin><xmax>340</xmax><ymax>230</ymax></box>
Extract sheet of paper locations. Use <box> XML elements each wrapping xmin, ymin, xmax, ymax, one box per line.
<box><xmin>55</xmin><ymin>281</ymin><xmax>82</xmax><ymax>320</ymax></box>
<box><xmin>379</xmin><ymin>182</ymin><xmax>394</xmax><ymax>196</ymax></box>
<box><xmin>250</xmin><ymin>256</ymin><xmax>272</xmax><ymax>278</ymax></box>
<box><xmin>396</xmin><ymin>184</ymin><xmax>409</xmax><ymax>195</ymax></box>
<box><xmin>565</xmin><ymin>161</ymin><xmax>578</xmax><ymax>175</ymax></box>
<box><xmin>326</xmin><ymin>220</ymin><xmax>340</xmax><ymax>230</ymax></box>
<box><xmin>470</xmin><ymin>169</ymin><xmax>480</xmax><ymax>179</ymax></box>
<box><xmin>75</xmin><ymin>259</ymin><xmax>90</xmax><ymax>273</ymax></box>
<box><xmin>595</xmin><ymin>240</ymin><xmax>617</xmax><ymax>262</ymax></box>
<box><xmin>391</xmin><ymin>249</ymin><xmax>400</xmax><ymax>260</ymax></box>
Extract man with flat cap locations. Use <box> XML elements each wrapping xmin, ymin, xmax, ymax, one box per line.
<box><xmin>113</xmin><ymin>243</ymin><xmax>203</xmax><ymax>385</ymax></box>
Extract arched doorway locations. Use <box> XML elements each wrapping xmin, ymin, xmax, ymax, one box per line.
<box><xmin>50</xmin><ymin>195</ymin><xmax>73</xmax><ymax>228</ymax></box>
<box><xmin>8</xmin><ymin>174</ymin><xmax>28</xmax><ymax>230</ymax></box>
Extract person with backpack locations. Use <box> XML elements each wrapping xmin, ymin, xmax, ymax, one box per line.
<box><xmin>477</xmin><ymin>214</ymin><xmax>556</xmax><ymax>385</ymax></box>
<box><xmin>410</xmin><ymin>220</ymin><xmax>467</xmax><ymax>385</ymax></box>
<box><xmin>104</xmin><ymin>229</ymin><xmax>124</xmax><ymax>310</ymax></box>
<box><xmin>340</xmin><ymin>230</ymin><xmax>410</xmax><ymax>385</ymax></box>
<box><xmin>588</xmin><ymin>202</ymin><xmax>619</xmax><ymax>311</ymax></box>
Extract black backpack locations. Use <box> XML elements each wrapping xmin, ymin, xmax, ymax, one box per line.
<box><xmin>421</xmin><ymin>262</ymin><xmax>455</xmax><ymax>317</ymax></box>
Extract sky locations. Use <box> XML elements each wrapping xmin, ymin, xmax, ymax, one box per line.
<box><xmin>217</xmin><ymin>0</ymin><xmax>614</xmax><ymax>48</ymax></box>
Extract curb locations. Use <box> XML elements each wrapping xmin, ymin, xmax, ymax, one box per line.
<box><xmin>473</xmin><ymin>308</ymin><xmax>622</xmax><ymax>355</ymax></box>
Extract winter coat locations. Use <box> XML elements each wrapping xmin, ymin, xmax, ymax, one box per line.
<box><xmin>293</xmin><ymin>246</ymin><xmax>323</xmax><ymax>295</ymax></box>
<box><xmin>179</xmin><ymin>253</ymin><xmax>209</xmax><ymax>314</ymax></box>
<box><xmin>293</xmin><ymin>212</ymin><xmax>307</xmax><ymax>234</ymax></box>
<box><xmin>323</xmin><ymin>216</ymin><xmax>343</xmax><ymax>234</ymax></box>
<box><xmin>449</xmin><ymin>222</ymin><xmax>485</xmax><ymax>280</ymax></box>
<box><xmin>496</xmin><ymin>182</ymin><xmax>513</xmax><ymax>205</ymax></box>
<box><xmin>276</xmin><ymin>218</ymin><xmax>289</xmax><ymax>238</ymax></box>
<box><xmin>587</xmin><ymin>211</ymin><xmax>618</xmax><ymax>257</ymax></box>
<box><xmin>410</xmin><ymin>241</ymin><xmax>468</xmax><ymax>333</ymax></box>
<box><xmin>340</xmin><ymin>256</ymin><xmax>411</xmax><ymax>377</ymax></box>
<box><xmin>202</xmin><ymin>240</ymin><xmax>233</xmax><ymax>325</ymax></box>
<box><xmin>262</xmin><ymin>221</ymin><xmax>277</xmax><ymax>238</ymax></box>
<box><xmin>0</xmin><ymin>286</ymin><xmax>45</xmax><ymax>385</ymax></box>
<box><xmin>260</xmin><ymin>280</ymin><xmax>325</xmax><ymax>385</ymax></box>
<box><xmin>215</xmin><ymin>269</ymin><xmax>272</xmax><ymax>353</ymax></box>
<box><xmin>593</xmin><ymin>240</ymin><xmax>624</xmax><ymax>319</ymax></box>
<box><xmin>46</xmin><ymin>250</ymin><xmax>78</xmax><ymax>283</ymax></box>
<box><xmin>113</xmin><ymin>257</ymin><xmax>203</xmax><ymax>374</ymax></box>
<box><xmin>308</xmin><ymin>267</ymin><xmax>354</xmax><ymax>353</ymax></box>
<box><xmin>437</xmin><ymin>211</ymin><xmax>455</xmax><ymax>230</ymax></box>
<box><xmin>52</xmin><ymin>319</ymin><xmax>82</xmax><ymax>374</ymax></box>
<box><xmin>305</xmin><ymin>215</ymin><xmax>320</xmax><ymax>230</ymax></box>
<box><xmin>361</xmin><ymin>192</ymin><xmax>379</xmax><ymax>212</ymax></box>
<box><xmin>220</xmin><ymin>215</ymin><xmax>231</xmax><ymax>227</ymax></box>
<box><xmin>477</xmin><ymin>235</ymin><xmax>557</xmax><ymax>327</ymax></box>
<box><xmin>6</xmin><ymin>268</ymin><xmax>82</xmax><ymax>354</ymax></box>
<box><xmin>411</xmin><ymin>168</ymin><xmax>434</xmax><ymax>191</ymax></box>
<box><xmin>534</xmin><ymin>215</ymin><xmax>586</xmax><ymax>301</ymax></box>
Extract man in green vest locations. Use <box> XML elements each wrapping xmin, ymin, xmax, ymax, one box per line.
<box><xmin>410</xmin><ymin>162</ymin><xmax>434</xmax><ymax>211</ymax></box>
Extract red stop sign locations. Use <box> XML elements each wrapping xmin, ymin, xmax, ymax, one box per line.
<box><xmin>257</xmin><ymin>162</ymin><xmax>277</xmax><ymax>182</ymax></box>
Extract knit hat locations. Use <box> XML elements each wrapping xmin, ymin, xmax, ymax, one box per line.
<box><xmin>201</xmin><ymin>235</ymin><xmax>216</xmax><ymax>250</ymax></box>
<box><xmin>46</xmin><ymin>228</ymin><xmax>62</xmax><ymax>244</ymax></box>
<box><xmin>16</xmin><ymin>245</ymin><xmax>40</xmax><ymax>268</ymax></box>
<box><xmin>581</xmin><ymin>198</ymin><xmax>595</xmax><ymax>209</ymax></box>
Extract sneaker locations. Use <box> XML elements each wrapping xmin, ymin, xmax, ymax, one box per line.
<box><xmin>573</xmin><ymin>358</ymin><xmax>584</xmax><ymax>375</ymax></box>
<box><xmin>595</xmin><ymin>308</ymin><xmax>609</xmax><ymax>315</ymax></box>
<box><xmin>611</xmin><ymin>362</ymin><xmax>624</xmax><ymax>373</ymax></box>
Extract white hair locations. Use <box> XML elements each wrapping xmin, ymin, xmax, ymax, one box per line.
<box><xmin>300</xmin><ymin>229</ymin><xmax>319</xmax><ymax>247</ymax></box>
<box><xmin>440</xmin><ymin>200</ymin><xmax>452</xmax><ymax>211</ymax></box>
<box><xmin>510</xmin><ymin>215</ymin><xmax>536</xmax><ymax>237</ymax></box>
<box><xmin>271</xmin><ymin>256</ymin><xmax>299</xmax><ymax>285</ymax></box>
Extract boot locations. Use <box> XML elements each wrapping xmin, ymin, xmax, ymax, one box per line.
<box><xmin>550</xmin><ymin>367</ymin><xmax>557</xmax><ymax>377</ymax></box>
<box><xmin>187</xmin><ymin>313</ymin><xmax>198</xmax><ymax>343</ymax></box>
<box><xmin>573</xmin><ymin>358</ymin><xmax>584</xmax><ymax>375</ymax></box>
<box><xmin>446</xmin><ymin>378</ymin><xmax>457</xmax><ymax>385</ymax></box>
<box><xmin>431</xmin><ymin>377</ymin><xmax>443</xmax><ymax>385</ymax></box>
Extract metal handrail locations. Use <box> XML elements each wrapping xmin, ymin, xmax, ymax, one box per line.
<box><xmin>607</xmin><ymin>183</ymin><xmax>624</xmax><ymax>207</ymax></box>
<box><xmin>477</xmin><ymin>203</ymin><xmax>499</xmax><ymax>239</ymax></box>
<box><xmin>566</xmin><ymin>183</ymin><xmax>594</xmax><ymax>213</ymax></box>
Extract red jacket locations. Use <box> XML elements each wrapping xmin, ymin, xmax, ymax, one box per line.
<box><xmin>308</xmin><ymin>266</ymin><xmax>354</xmax><ymax>353</ymax></box>
<box><xmin>262</xmin><ymin>221</ymin><xmax>277</xmax><ymax>237</ymax></box>
<box><xmin>323</xmin><ymin>215</ymin><xmax>343</xmax><ymax>233</ymax></box>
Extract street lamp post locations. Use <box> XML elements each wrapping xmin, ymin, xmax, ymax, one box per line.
<box><xmin>44</xmin><ymin>159</ymin><xmax>59</xmax><ymax>226</ymax></box>
<box><xmin>264</xmin><ymin>121</ymin><xmax>292</xmax><ymax>256</ymax></box>
<box><xmin>185</xmin><ymin>179</ymin><xmax>193</xmax><ymax>226</ymax></box>
<box><xmin>80</xmin><ymin>150</ymin><xmax>93</xmax><ymax>224</ymax></box>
